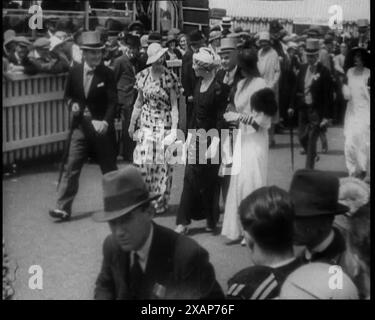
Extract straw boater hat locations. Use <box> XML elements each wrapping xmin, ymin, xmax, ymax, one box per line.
<box><xmin>80</xmin><ymin>31</ymin><xmax>105</xmax><ymax>50</ymax></box>
<box><xmin>209</xmin><ymin>30</ymin><xmax>221</xmax><ymax>43</ymax></box>
<box><xmin>221</xmin><ymin>16</ymin><xmax>232</xmax><ymax>28</ymax></box>
<box><xmin>93</xmin><ymin>166</ymin><xmax>159</xmax><ymax>222</ymax></box>
<box><xmin>146</xmin><ymin>42</ymin><xmax>168</xmax><ymax>65</ymax></box>
<box><xmin>305</xmin><ymin>38</ymin><xmax>320</xmax><ymax>55</ymax></box>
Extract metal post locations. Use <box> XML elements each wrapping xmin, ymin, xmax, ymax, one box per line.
<box><xmin>84</xmin><ymin>0</ymin><xmax>90</xmax><ymax>31</ymax></box>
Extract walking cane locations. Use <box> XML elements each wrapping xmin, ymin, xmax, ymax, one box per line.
<box><xmin>289</xmin><ymin>112</ymin><xmax>295</xmax><ymax>171</ymax></box>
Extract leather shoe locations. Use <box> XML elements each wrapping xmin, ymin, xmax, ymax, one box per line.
<box><xmin>49</xmin><ymin>209</ymin><xmax>70</xmax><ymax>221</ymax></box>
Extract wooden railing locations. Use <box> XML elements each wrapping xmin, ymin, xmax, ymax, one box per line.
<box><xmin>2</xmin><ymin>61</ymin><xmax>184</xmax><ymax>167</ymax></box>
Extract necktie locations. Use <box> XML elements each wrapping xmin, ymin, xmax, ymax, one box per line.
<box><xmin>129</xmin><ymin>252</ymin><xmax>144</xmax><ymax>299</ymax></box>
<box><xmin>84</xmin><ymin>69</ymin><xmax>94</xmax><ymax>97</ymax></box>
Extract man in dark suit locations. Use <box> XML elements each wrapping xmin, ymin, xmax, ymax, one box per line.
<box><xmin>181</xmin><ymin>30</ymin><xmax>205</xmax><ymax>132</ymax></box>
<box><xmin>113</xmin><ymin>34</ymin><xmax>141</xmax><ymax>162</ymax></box>
<box><xmin>93</xmin><ymin>166</ymin><xmax>224</xmax><ymax>300</ymax></box>
<box><xmin>49</xmin><ymin>31</ymin><xmax>118</xmax><ymax>221</ymax></box>
<box><xmin>290</xmin><ymin>169</ymin><xmax>348</xmax><ymax>267</ymax></box>
<box><xmin>288</xmin><ymin>38</ymin><xmax>332</xmax><ymax>169</ymax></box>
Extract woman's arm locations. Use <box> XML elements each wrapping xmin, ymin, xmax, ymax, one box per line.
<box><xmin>128</xmin><ymin>89</ymin><xmax>143</xmax><ymax>137</ymax></box>
<box><xmin>170</xmin><ymin>89</ymin><xmax>179</xmax><ymax>131</ymax></box>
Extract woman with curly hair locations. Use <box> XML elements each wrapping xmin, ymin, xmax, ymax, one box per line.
<box><xmin>221</xmin><ymin>47</ymin><xmax>277</xmax><ymax>245</ymax></box>
<box><xmin>342</xmin><ymin>47</ymin><xmax>370</xmax><ymax>180</ymax></box>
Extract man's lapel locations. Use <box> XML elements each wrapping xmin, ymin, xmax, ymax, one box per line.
<box><xmin>117</xmin><ymin>250</ymin><xmax>132</xmax><ymax>299</ymax></box>
<box><xmin>77</xmin><ymin>64</ymin><xmax>85</xmax><ymax>102</ymax></box>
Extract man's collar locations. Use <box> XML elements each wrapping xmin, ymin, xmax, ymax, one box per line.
<box><xmin>84</xmin><ymin>61</ymin><xmax>95</xmax><ymax>73</ymax></box>
<box><xmin>305</xmin><ymin>229</ymin><xmax>335</xmax><ymax>259</ymax></box>
<box><xmin>269</xmin><ymin>257</ymin><xmax>297</xmax><ymax>269</ymax></box>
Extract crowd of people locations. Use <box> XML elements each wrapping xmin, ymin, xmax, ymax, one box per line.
<box><xmin>2</xmin><ymin>16</ymin><xmax>370</xmax><ymax>300</ymax></box>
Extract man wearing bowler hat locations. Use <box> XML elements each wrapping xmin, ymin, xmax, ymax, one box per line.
<box><xmin>49</xmin><ymin>31</ymin><xmax>118</xmax><ymax>221</ymax></box>
<box><xmin>93</xmin><ymin>166</ymin><xmax>224</xmax><ymax>300</ymax></box>
<box><xmin>289</xmin><ymin>169</ymin><xmax>348</xmax><ymax>266</ymax></box>
<box><xmin>288</xmin><ymin>38</ymin><xmax>332</xmax><ymax>169</ymax></box>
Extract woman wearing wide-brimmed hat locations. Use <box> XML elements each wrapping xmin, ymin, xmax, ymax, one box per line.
<box><xmin>128</xmin><ymin>43</ymin><xmax>183</xmax><ymax>215</ymax></box>
<box><xmin>165</xmin><ymin>34</ymin><xmax>182</xmax><ymax>61</ymax></box>
<box><xmin>342</xmin><ymin>47</ymin><xmax>370</xmax><ymax>180</ymax></box>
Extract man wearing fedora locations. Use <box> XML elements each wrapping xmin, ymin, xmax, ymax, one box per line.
<box><xmin>288</xmin><ymin>38</ymin><xmax>332</xmax><ymax>169</ymax></box>
<box><xmin>181</xmin><ymin>30</ymin><xmax>206</xmax><ymax>131</ymax></box>
<box><xmin>113</xmin><ymin>33</ymin><xmax>141</xmax><ymax>162</ymax></box>
<box><xmin>289</xmin><ymin>169</ymin><xmax>348</xmax><ymax>267</ymax></box>
<box><xmin>49</xmin><ymin>31</ymin><xmax>118</xmax><ymax>221</ymax></box>
<box><xmin>93</xmin><ymin>166</ymin><xmax>224</xmax><ymax>300</ymax></box>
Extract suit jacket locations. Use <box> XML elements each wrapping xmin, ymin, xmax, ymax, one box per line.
<box><xmin>181</xmin><ymin>47</ymin><xmax>196</xmax><ymax>98</ymax></box>
<box><xmin>113</xmin><ymin>54</ymin><xmax>137</xmax><ymax>103</ymax></box>
<box><xmin>64</xmin><ymin>63</ymin><xmax>117</xmax><ymax>125</ymax></box>
<box><xmin>291</xmin><ymin>62</ymin><xmax>333</xmax><ymax>120</ymax></box>
<box><xmin>94</xmin><ymin>223</ymin><xmax>224</xmax><ymax>300</ymax></box>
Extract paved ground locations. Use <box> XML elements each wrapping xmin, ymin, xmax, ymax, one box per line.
<box><xmin>3</xmin><ymin>127</ymin><xmax>348</xmax><ymax>300</ymax></box>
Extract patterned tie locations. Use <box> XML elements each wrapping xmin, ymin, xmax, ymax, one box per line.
<box><xmin>129</xmin><ymin>252</ymin><xmax>144</xmax><ymax>299</ymax></box>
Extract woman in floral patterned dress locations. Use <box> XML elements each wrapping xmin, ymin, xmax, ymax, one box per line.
<box><xmin>129</xmin><ymin>43</ymin><xmax>183</xmax><ymax>214</ymax></box>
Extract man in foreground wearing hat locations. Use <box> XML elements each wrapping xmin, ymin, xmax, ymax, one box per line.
<box><xmin>288</xmin><ymin>38</ymin><xmax>332</xmax><ymax>169</ymax></box>
<box><xmin>93</xmin><ymin>165</ymin><xmax>224</xmax><ymax>300</ymax></box>
<box><xmin>181</xmin><ymin>30</ymin><xmax>206</xmax><ymax>131</ymax></box>
<box><xmin>49</xmin><ymin>31</ymin><xmax>118</xmax><ymax>221</ymax></box>
<box><xmin>289</xmin><ymin>169</ymin><xmax>348</xmax><ymax>266</ymax></box>
<box><xmin>113</xmin><ymin>33</ymin><xmax>141</xmax><ymax>162</ymax></box>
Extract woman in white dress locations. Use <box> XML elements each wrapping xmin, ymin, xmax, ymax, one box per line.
<box><xmin>342</xmin><ymin>47</ymin><xmax>370</xmax><ymax>181</ymax></box>
<box><xmin>221</xmin><ymin>47</ymin><xmax>278</xmax><ymax>244</ymax></box>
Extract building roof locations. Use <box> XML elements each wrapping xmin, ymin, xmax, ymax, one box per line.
<box><xmin>209</xmin><ymin>0</ymin><xmax>370</xmax><ymax>24</ymax></box>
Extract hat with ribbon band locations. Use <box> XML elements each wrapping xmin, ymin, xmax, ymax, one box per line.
<box><xmin>93</xmin><ymin>166</ymin><xmax>159</xmax><ymax>222</ymax></box>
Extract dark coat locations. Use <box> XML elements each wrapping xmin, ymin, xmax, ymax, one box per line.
<box><xmin>94</xmin><ymin>223</ymin><xmax>224</xmax><ymax>300</ymax></box>
<box><xmin>7</xmin><ymin>52</ymin><xmax>38</xmax><ymax>75</ymax></box>
<box><xmin>64</xmin><ymin>63</ymin><xmax>117</xmax><ymax>125</ymax></box>
<box><xmin>291</xmin><ymin>62</ymin><xmax>333</xmax><ymax>120</ymax></box>
<box><xmin>181</xmin><ymin>47</ymin><xmax>196</xmax><ymax>98</ymax></box>
<box><xmin>113</xmin><ymin>54</ymin><xmax>137</xmax><ymax>103</ymax></box>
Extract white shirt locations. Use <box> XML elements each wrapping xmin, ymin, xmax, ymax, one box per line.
<box><xmin>305</xmin><ymin>230</ymin><xmax>335</xmax><ymax>261</ymax></box>
<box><xmin>83</xmin><ymin>62</ymin><xmax>95</xmax><ymax>97</ymax></box>
<box><xmin>131</xmin><ymin>224</ymin><xmax>154</xmax><ymax>272</ymax></box>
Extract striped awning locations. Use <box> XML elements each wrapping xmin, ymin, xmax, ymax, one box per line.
<box><xmin>209</xmin><ymin>0</ymin><xmax>370</xmax><ymax>25</ymax></box>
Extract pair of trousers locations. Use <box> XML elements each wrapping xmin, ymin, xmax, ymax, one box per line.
<box><xmin>119</xmin><ymin>94</ymin><xmax>136</xmax><ymax>162</ymax></box>
<box><xmin>177</xmin><ymin>162</ymin><xmax>220</xmax><ymax>229</ymax></box>
<box><xmin>56</xmin><ymin>126</ymin><xmax>117</xmax><ymax>213</ymax></box>
<box><xmin>298</xmin><ymin>106</ymin><xmax>321</xmax><ymax>169</ymax></box>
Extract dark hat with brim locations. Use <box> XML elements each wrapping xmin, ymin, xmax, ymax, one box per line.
<box><xmin>289</xmin><ymin>169</ymin><xmax>349</xmax><ymax>218</ymax></box>
<box><xmin>148</xmin><ymin>32</ymin><xmax>162</xmax><ymax>44</ymax></box>
<box><xmin>128</xmin><ymin>20</ymin><xmax>144</xmax><ymax>31</ymax></box>
<box><xmin>305</xmin><ymin>38</ymin><xmax>320</xmax><ymax>55</ymax></box>
<box><xmin>93</xmin><ymin>166</ymin><xmax>159</xmax><ymax>222</ymax></box>
<box><xmin>189</xmin><ymin>30</ymin><xmax>204</xmax><ymax>44</ymax></box>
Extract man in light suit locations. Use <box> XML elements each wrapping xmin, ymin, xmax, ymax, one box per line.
<box><xmin>93</xmin><ymin>166</ymin><xmax>224</xmax><ymax>300</ymax></box>
<box><xmin>49</xmin><ymin>31</ymin><xmax>118</xmax><ymax>221</ymax></box>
